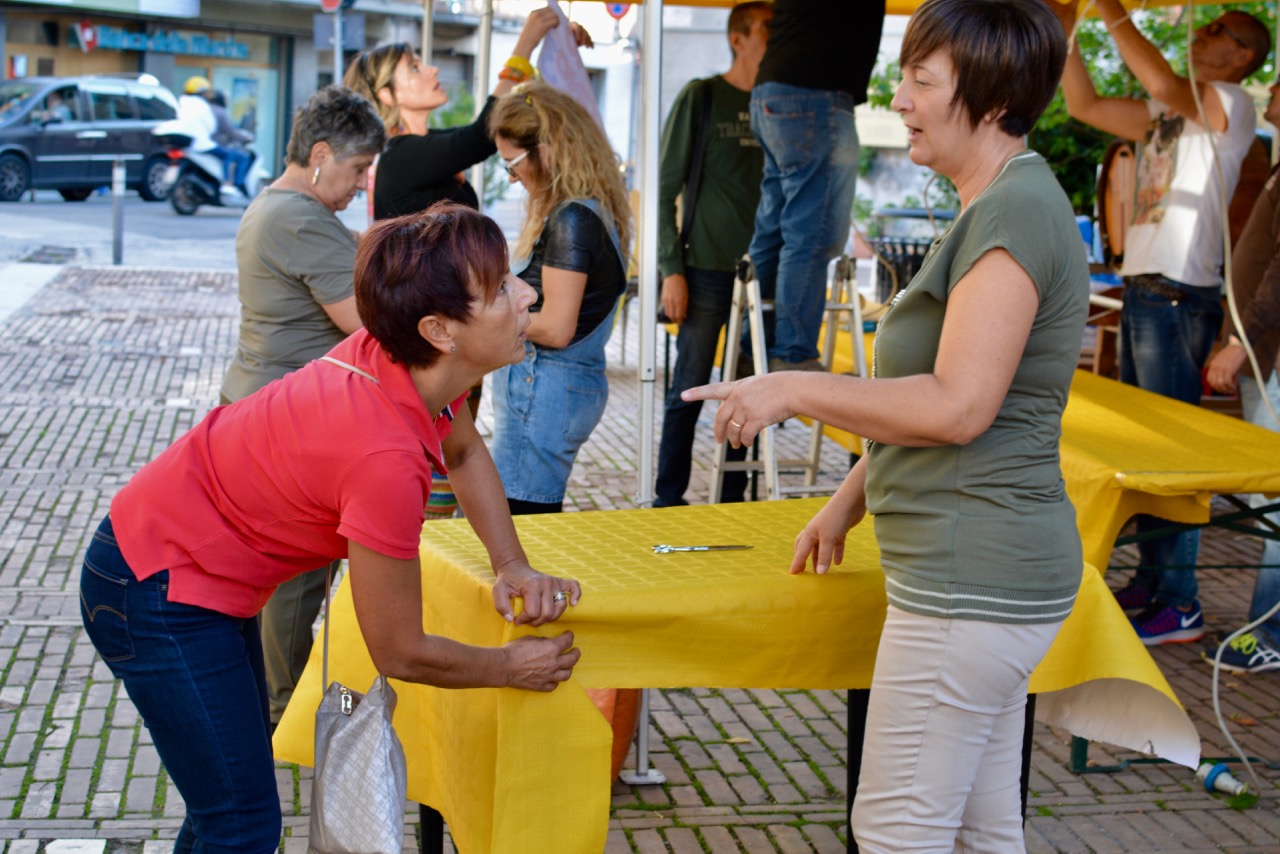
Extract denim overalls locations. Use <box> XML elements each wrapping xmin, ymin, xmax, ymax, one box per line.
<box><xmin>490</xmin><ymin>198</ymin><xmax>624</xmax><ymax>505</ymax></box>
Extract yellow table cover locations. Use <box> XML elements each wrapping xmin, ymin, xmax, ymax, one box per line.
<box><xmin>1061</xmin><ymin>370</ymin><xmax>1280</xmax><ymax>571</ymax></box>
<box><xmin>819</xmin><ymin>326</ymin><xmax>1280</xmax><ymax>571</ymax></box>
<box><xmin>275</xmin><ymin>499</ymin><xmax>1197</xmax><ymax>853</ymax></box>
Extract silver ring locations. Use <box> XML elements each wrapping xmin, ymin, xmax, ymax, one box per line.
<box><xmin>729</xmin><ymin>419</ymin><xmax>743</xmax><ymax>429</ymax></box>
<box><xmin>552</xmin><ymin>591</ymin><xmax>567</xmax><ymax>603</ymax></box>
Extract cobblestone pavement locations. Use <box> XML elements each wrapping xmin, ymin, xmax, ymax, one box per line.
<box><xmin>0</xmin><ymin>264</ymin><xmax>1277</xmax><ymax>853</ymax></box>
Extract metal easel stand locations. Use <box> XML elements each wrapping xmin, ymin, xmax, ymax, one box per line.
<box><xmin>618</xmin><ymin>688</ymin><xmax>666</xmax><ymax>785</ymax></box>
<box><xmin>1111</xmin><ymin>497</ymin><xmax>1280</xmax><ymax>554</ymax></box>
<box><xmin>710</xmin><ymin>256</ymin><xmax>865</xmax><ymax>502</ymax></box>
<box><xmin>1068</xmin><ymin>739</ymin><xmax>1280</xmax><ymax>775</ymax></box>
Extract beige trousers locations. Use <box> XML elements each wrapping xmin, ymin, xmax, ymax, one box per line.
<box><xmin>852</xmin><ymin>604</ymin><xmax>1063</xmax><ymax>853</ymax></box>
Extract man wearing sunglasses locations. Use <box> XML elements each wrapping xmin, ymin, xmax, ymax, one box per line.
<box><xmin>1047</xmin><ymin>0</ymin><xmax>1270</xmax><ymax>646</ymax></box>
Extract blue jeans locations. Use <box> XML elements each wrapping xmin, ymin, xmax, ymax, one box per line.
<box><xmin>747</xmin><ymin>82</ymin><xmax>858</xmax><ymax>364</ymax></box>
<box><xmin>79</xmin><ymin>516</ymin><xmax>281</xmax><ymax>853</ymax></box>
<box><xmin>1241</xmin><ymin>371</ymin><xmax>1280</xmax><ymax>646</ymax></box>
<box><xmin>209</xmin><ymin>145</ymin><xmax>250</xmax><ymax>188</ymax></box>
<box><xmin>655</xmin><ymin>267</ymin><xmax>746</xmax><ymax>506</ymax></box>
<box><xmin>1120</xmin><ymin>277</ymin><xmax>1223</xmax><ymax>608</ymax></box>
<box><xmin>491</xmin><ymin>309</ymin><xmax>614</xmax><ymax>504</ymax></box>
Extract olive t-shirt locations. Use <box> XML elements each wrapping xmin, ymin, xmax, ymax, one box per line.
<box><xmin>866</xmin><ymin>151</ymin><xmax>1089</xmax><ymax>624</ymax></box>
<box><xmin>221</xmin><ymin>188</ymin><xmax>356</xmax><ymax>402</ymax></box>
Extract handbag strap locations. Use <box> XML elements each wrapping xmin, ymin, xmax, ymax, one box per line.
<box><xmin>322</xmin><ymin>561</ymin><xmax>333</xmax><ymax>696</ymax></box>
<box><xmin>319</xmin><ymin>355</ymin><xmax>379</xmax><ymax>384</ymax></box>
<box><xmin>317</xmin><ymin>354</ymin><xmax>379</xmax><ymax>694</ymax></box>
<box><xmin>679</xmin><ymin>78</ymin><xmax>716</xmax><ymax>247</ymax></box>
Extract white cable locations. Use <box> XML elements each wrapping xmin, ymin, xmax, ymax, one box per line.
<box><xmin>1209</xmin><ymin>596</ymin><xmax>1280</xmax><ymax>792</ymax></box>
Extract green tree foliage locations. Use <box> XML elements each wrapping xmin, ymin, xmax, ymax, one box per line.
<box><xmin>428</xmin><ymin>82</ymin><xmax>510</xmax><ymax>208</ymax></box>
<box><xmin>1031</xmin><ymin>1</ymin><xmax>1276</xmax><ymax>213</ymax></box>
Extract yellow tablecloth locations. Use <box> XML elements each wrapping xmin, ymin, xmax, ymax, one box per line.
<box><xmin>820</xmin><ymin>327</ymin><xmax>1280</xmax><ymax>571</ymax></box>
<box><xmin>1061</xmin><ymin>370</ymin><xmax>1280</xmax><ymax>571</ymax></box>
<box><xmin>274</xmin><ymin>499</ymin><xmax>1197</xmax><ymax>853</ymax></box>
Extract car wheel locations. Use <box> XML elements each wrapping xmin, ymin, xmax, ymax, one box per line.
<box><xmin>138</xmin><ymin>156</ymin><xmax>170</xmax><ymax>202</ymax></box>
<box><xmin>169</xmin><ymin>174</ymin><xmax>201</xmax><ymax>216</ymax></box>
<box><xmin>0</xmin><ymin>154</ymin><xmax>30</xmax><ymax>203</ymax></box>
<box><xmin>58</xmin><ymin>187</ymin><xmax>94</xmax><ymax>202</ymax></box>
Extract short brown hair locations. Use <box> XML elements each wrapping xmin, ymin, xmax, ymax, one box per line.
<box><xmin>355</xmin><ymin>204</ymin><xmax>509</xmax><ymax>368</ymax></box>
<box><xmin>900</xmin><ymin>0</ymin><xmax>1065</xmax><ymax>138</ymax></box>
<box><xmin>728</xmin><ymin>1</ymin><xmax>772</xmax><ymax>59</ymax></box>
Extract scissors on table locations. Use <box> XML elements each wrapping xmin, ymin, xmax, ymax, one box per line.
<box><xmin>652</xmin><ymin>544</ymin><xmax>753</xmax><ymax>554</ymax></box>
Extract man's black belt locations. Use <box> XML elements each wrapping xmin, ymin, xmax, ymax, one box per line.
<box><xmin>1124</xmin><ymin>274</ymin><xmax>1187</xmax><ymax>301</ymax></box>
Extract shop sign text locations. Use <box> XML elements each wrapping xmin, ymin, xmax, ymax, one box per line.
<box><xmin>75</xmin><ymin>24</ymin><xmax>250</xmax><ymax>60</ymax></box>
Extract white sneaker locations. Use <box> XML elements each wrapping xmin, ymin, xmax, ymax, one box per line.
<box><xmin>219</xmin><ymin>186</ymin><xmax>249</xmax><ymax>206</ymax></box>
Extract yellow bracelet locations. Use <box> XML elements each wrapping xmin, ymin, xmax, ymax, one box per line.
<box><xmin>505</xmin><ymin>55</ymin><xmax>535</xmax><ymax>79</ymax></box>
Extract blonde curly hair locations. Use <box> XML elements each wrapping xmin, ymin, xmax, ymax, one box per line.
<box><xmin>489</xmin><ymin>81</ymin><xmax>631</xmax><ymax>263</ymax></box>
<box><xmin>343</xmin><ymin>42</ymin><xmax>414</xmax><ymax>134</ymax></box>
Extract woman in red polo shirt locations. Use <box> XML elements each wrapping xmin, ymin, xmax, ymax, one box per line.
<box><xmin>78</xmin><ymin>205</ymin><xmax>581</xmax><ymax>853</ymax></box>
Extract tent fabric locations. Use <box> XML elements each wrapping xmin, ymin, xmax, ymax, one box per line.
<box><xmin>612</xmin><ymin>0</ymin><xmax>1177</xmax><ymax>12</ymax></box>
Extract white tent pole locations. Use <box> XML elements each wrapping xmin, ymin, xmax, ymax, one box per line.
<box><xmin>333</xmin><ymin>8</ymin><xmax>344</xmax><ymax>86</ymax></box>
<box><xmin>634</xmin><ymin>0</ymin><xmax>661</xmax><ymax>509</ymax></box>
<box><xmin>618</xmin><ymin>0</ymin><xmax>665</xmax><ymax>788</ymax></box>
<box><xmin>471</xmin><ymin>0</ymin><xmax>494</xmax><ymax>198</ymax></box>
<box><xmin>421</xmin><ymin>0</ymin><xmax>434</xmax><ymax>66</ymax></box>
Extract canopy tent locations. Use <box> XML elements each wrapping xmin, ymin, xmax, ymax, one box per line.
<box><xmin>615</xmin><ymin>0</ymin><xmax>1216</xmax><ymax>507</ymax></box>
<box><xmin>434</xmin><ymin>0</ymin><xmax>1208</xmax><ymax>507</ymax></box>
<box><xmin>603</xmin><ymin>0</ymin><xmax>1183</xmax><ymax>12</ymax></box>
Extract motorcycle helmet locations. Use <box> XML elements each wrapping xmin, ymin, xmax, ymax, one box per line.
<box><xmin>183</xmin><ymin>76</ymin><xmax>212</xmax><ymax>95</ymax></box>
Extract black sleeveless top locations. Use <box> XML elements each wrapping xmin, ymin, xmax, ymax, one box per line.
<box><xmin>520</xmin><ymin>201</ymin><xmax>626</xmax><ymax>347</ymax></box>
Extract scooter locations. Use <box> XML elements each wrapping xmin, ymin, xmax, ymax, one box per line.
<box><xmin>152</xmin><ymin>121</ymin><xmax>269</xmax><ymax>216</ymax></box>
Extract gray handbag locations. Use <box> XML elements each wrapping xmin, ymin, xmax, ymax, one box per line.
<box><xmin>308</xmin><ymin>563</ymin><xmax>408</xmax><ymax>854</ymax></box>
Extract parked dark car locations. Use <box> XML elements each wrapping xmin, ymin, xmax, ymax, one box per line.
<box><xmin>0</xmin><ymin>73</ymin><xmax>179</xmax><ymax>202</ymax></box>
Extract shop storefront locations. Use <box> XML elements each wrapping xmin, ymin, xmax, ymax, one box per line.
<box><xmin>1</xmin><ymin>2</ymin><xmax>290</xmax><ymax>173</ymax></box>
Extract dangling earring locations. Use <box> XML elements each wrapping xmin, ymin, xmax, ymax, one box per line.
<box><xmin>312</xmin><ymin>165</ymin><xmax>321</xmax><ymax>186</ymax></box>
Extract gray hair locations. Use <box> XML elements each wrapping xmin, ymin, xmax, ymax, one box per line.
<box><xmin>284</xmin><ymin>85</ymin><xmax>386</xmax><ymax>166</ymax></box>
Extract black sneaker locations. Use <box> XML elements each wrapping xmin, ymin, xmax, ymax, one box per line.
<box><xmin>1113</xmin><ymin>582</ymin><xmax>1155</xmax><ymax>612</ymax></box>
<box><xmin>1206</xmin><ymin>632</ymin><xmax>1280</xmax><ymax>674</ymax></box>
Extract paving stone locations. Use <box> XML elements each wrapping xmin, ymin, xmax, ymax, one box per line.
<box><xmin>45</xmin><ymin>842</ymin><xmax>106</xmax><ymax>854</ymax></box>
<box><xmin>801</xmin><ymin>822</ymin><xmax>847</xmax><ymax>853</ymax></box>
<box><xmin>732</xmin><ymin>825</ymin><xmax>775</xmax><ymax>854</ymax></box>
<box><xmin>660</xmin><ymin>826</ymin><xmax>702</xmax><ymax>854</ymax></box>
<box><xmin>0</xmin><ymin>769</ymin><xmax>24</xmax><ymax>799</ymax></box>
<box><xmin>768</xmin><ymin>823</ymin><xmax>811</xmax><ymax>853</ymax></box>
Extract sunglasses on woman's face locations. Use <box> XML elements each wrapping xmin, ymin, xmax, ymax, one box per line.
<box><xmin>502</xmin><ymin>149</ymin><xmax>531</xmax><ymax>177</ymax></box>
<box><xmin>1204</xmin><ymin>19</ymin><xmax>1249</xmax><ymax>51</ymax></box>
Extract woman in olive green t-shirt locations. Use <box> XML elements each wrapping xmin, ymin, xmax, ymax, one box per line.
<box><xmin>686</xmin><ymin>1</ymin><xmax>1089</xmax><ymax>849</ymax></box>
